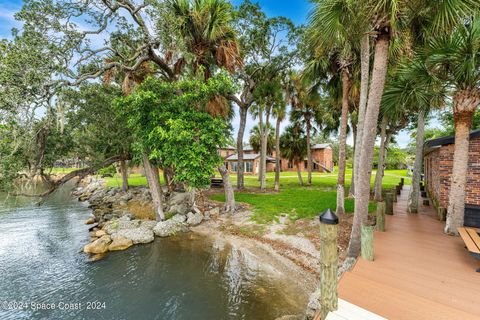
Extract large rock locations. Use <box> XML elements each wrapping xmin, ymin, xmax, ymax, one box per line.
<box><xmin>168</xmin><ymin>192</ymin><xmax>192</xmax><ymax>206</ymax></box>
<box><xmin>141</xmin><ymin>220</ymin><xmax>158</xmax><ymax>230</ymax></box>
<box><xmin>153</xmin><ymin>219</ymin><xmax>185</xmax><ymax>237</ymax></box>
<box><xmin>113</xmin><ymin>228</ymin><xmax>154</xmax><ymax>244</ymax></box>
<box><xmin>103</xmin><ymin>220</ymin><xmax>141</xmax><ymax>235</ymax></box>
<box><xmin>171</xmin><ymin>214</ymin><xmax>187</xmax><ymax>223</ymax></box>
<box><xmin>108</xmin><ymin>236</ymin><xmax>133</xmax><ymax>251</ymax></box>
<box><xmin>84</xmin><ymin>235</ymin><xmax>112</xmax><ymax>254</ymax></box>
<box><xmin>167</xmin><ymin>203</ymin><xmax>190</xmax><ymax>215</ymax></box>
<box><xmin>186</xmin><ymin>211</ymin><xmax>203</xmax><ymax>226</ymax></box>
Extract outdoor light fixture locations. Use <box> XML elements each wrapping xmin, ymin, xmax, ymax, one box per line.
<box><xmin>319</xmin><ymin>208</ymin><xmax>339</xmax><ymax>225</ymax></box>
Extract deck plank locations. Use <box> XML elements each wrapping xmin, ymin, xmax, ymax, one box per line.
<box><xmin>338</xmin><ymin>186</ymin><xmax>480</xmax><ymax>319</ymax></box>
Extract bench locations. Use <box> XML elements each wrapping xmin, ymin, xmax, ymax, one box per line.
<box><xmin>457</xmin><ymin>227</ymin><xmax>480</xmax><ymax>272</ymax></box>
<box><xmin>210</xmin><ymin>178</ymin><xmax>224</xmax><ymax>188</ymax></box>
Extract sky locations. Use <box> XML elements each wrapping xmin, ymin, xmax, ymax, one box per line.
<box><xmin>0</xmin><ymin>0</ymin><xmax>415</xmax><ymax>147</ymax></box>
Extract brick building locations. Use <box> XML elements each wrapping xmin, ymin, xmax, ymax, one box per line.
<box><xmin>219</xmin><ymin>143</ymin><xmax>333</xmax><ymax>175</ymax></box>
<box><xmin>424</xmin><ymin>129</ymin><xmax>480</xmax><ymax>228</ymax></box>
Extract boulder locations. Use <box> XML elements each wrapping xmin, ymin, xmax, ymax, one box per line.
<box><xmin>186</xmin><ymin>211</ymin><xmax>203</xmax><ymax>226</ymax></box>
<box><xmin>85</xmin><ymin>217</ymin><xmax>95</xmax><ymax>225</ymax></box>
<box><xmin>153</xmin><ymin>219</ymin><xmax>185</xmax><ymax>237</ymax></box>
<box><xmin>94</xmin><ymin>230</ymin><xmax>107</xmax><ymax>237</ymax></box>
<box><xmin>108</xmin><ymin>236</ymin><xmax>133</xmax><ymax>251</ymax></box>
<box><xmin>84</xmin><ymin>235</ymin><xmax>112</xmax><ymax>254</ymax></box>
<box><xmin>171</xmin><ymin>214</ymin><xmax>187</xmax><ymax>223</ymax></box>
<box><xmin>209</xmin><ymin>207</ymin><xmax>220</xmax><ymax>216</ymax></box>
<box><xmin>103</xmin><ymin>219</ymin><xmax>141</xmax><ymax>235</ymax></box>
<box><xmin>141</xmin><ymin>220</ymin><xmax>158</xmax><ymax>230</ymax></box>
<box><xmin>168</xmin><ymin>192</ymin><xmax>192</xmax><ymax>206</ymax></box>
<box><xmin>113</xmin><ymin>228</ymin><xmax>154</xmax><ymax>244</ymax></box>
<box><xmin>167</xmin><ymin>203</ymin><xmax>190</xmax><ymax>215</ymax></box>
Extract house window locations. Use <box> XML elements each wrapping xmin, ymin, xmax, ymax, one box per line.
<box><xmin>224</xmin><ymin>162</ymin><xmax>228</xmax><ymax>170</ymax></box>
<box><xmin>288</xmin><ymin>161</ymin><xmax>293</xmax><ymax>169</ymax></box>
<box><xmin>231</xmin><ymin>162</ymin><xmax>238</xmax><ymax>172</ymax></box>
<box><xmin>304</xmin><ymin>160</ymin><xmax>308</xmax><ymax>169</ymax></box>
<box><xmin>245</xmin><ymin>161</ymin><xmax>253</xmax><ymax>173</ymax></box>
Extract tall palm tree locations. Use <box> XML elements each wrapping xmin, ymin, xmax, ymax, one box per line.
<box><xmin>167</xmin><ymin>0</ymin><xmax>242</xmax><ymax>81</ymax></box>
<box><xmin>382</xmin><ymin>56</ymin><xmax>445</xmax><ymax>213</ymax></box>
<box><xmin>289</xmin><ymin>74</ymin><xmax>321</xmax><ymax>186</ymax></box>
<box><xmin>168</xmin><ymin>0</ymin><xmax>242</xmax><ymax>212</ymax></box>
<box><xmin>273</xmin><ymin>100</ymin><xmax>287</xmax><ymax>192</ymax></box>
<box><xmin>280</xmin><ymin>125</ymin><xmax>308</xmax><ymax>186</ymax></box>
<box><xmin>347</xmin><ymin>0</ymin><xmax>478</xmax><ymax>257</ymax></box>
<box><xmin>251</xmin><ymin>77</ymin><xmax>284</xmax><ymax>191</ymax></box>
<box><xmin>308</xmin><ymin>0</ymin><xmax>372</xmax><ymax>201</ymax></box>
<box><xmin>308</xmin><ymin>0</ymin><xmax>368</xmax><ymax>214</ymax></box>
<box><xmin>425</xmin><ymin>17</ymin><xmax>480</xmax><ymax>234</ymax></box>
<box><xmin>248</xmin><ymin>124</ymin><xmax>275</xmax><ymax>155</ymax></box>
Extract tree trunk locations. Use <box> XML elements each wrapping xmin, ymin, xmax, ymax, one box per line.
<box><xmin>347</xmin><ymin>31</ymin><xmax>390</xmax><ymax>258</ymax></box>
<box><xmin>142</xmin><ymin>153</ymin><xmax>165</xmax><ymax>221</ymax></box>
<box><xmin>306</xmin><ymin>120</ymin><xmax>312</xmax><ymax>185</ymax></box>
<box><xmin>218</xmin><ymin>164</ymin><xmax>235</xmax><ymax>213</ymax></box>
<box><xmin>296</xmin><ymin>161</ymin><xmax>304</xmax><ymax>186</ymax></box>
<box><xmin>348</xmin><ymin>123</ymin><xmax>357</xmax><ymax>198</ymax></box>
<box><xmin>274</xmin><ymin>116</ymin><xmax>281</xmax><ymax>192</ymax></box>
<box><xmin>237</xmin><ymin>107</ymin><xmax>247</xmax><ymax>189</ymax></box>
<box><xmin>407</xmin><ymin>110</ymin><xmax>425</xmax><ymax>213</ymax></box>
<box><xmin>445</xmin><ymin>90</ymin><xmax>480</xmax><ymax>234</ymax></box>
<box><xmin>258</xmin><ymin>112</ymin><xmax>264</xmax><ymax>183</ymax></box>
<box><xmin>120</xmin><ymin>159</ymin><xmax>129</xmax><ymax>192</ymax></box>
<box><xmin>336</xmin><ymin>69</ymin><xmax>350</xmax><ymax>215</ymax></box>
<box><xmin>260</xmin><ymin>110</ymin><xmax>270</xmax><ymax>191</ymax></box>
<box><xmin>353</xmin><ymin>33</ymin><xmax>370</xmax><ymax>198</ymax></box>
<box><xmin>374</xmin><ymin>117</ymin><xmax>388</xmax><ymax>201</ymax></box>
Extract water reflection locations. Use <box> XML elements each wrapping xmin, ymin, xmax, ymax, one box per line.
<box><xmin>0</xmin><ymin>189</ymin><xmax>306</xmax><ymax>320</ymax></box>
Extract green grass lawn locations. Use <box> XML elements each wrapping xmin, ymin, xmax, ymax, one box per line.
<box><xmin>65</xmin><ymin>167</ymin><xmax>409</xmax><ymax>224</ymax></box>
<box><xmin>210</xmin><ymin>169</ymin><xmax>410</xmax><ymax>223</ymax></box>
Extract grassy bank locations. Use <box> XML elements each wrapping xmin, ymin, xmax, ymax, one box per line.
<box><xmin>67</xmin><ymin>168</ymin><xmax>409</xmax><ymax>224</ymax></box>
<box><xmin>210</xmin><ymin>169</ymin><xmax>410</xmax><ymax>223</ymax></box>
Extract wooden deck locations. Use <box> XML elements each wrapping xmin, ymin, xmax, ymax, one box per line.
<box><xmin>338</xmin><ymin>186</ymin><xmax>480</xmax><ymax>320</ymax></box>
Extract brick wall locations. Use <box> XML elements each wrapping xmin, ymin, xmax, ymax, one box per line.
<box><xmin>424</xmin><ymin>136</ymin><xmax>480</xmax><ymax>208</ymax></box>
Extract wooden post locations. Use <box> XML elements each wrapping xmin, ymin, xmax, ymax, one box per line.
<box><xmin>438</xmin><ymin>207</ymin><xmax>447</xmax><ymax>221</ymax></box>
<box><xmin>420</xmin><ymin>185</ymin><xmax>425</xmax><ymax>192</ymax></box>
<box><xmin>385</xmin><ymin>192</ymin><xmax>394</xmax><ymax>215</ymax></box>
<box><xmin>361</xmin><ymin>224</ymin><xmax>375</xmax><ymax>261</ymax></box>
<box><xmin>376</xmin><ymin>201</ymin><xmax>385</xmax><ymax>232</ymax></box>
<box><xmin>421</xmin><ymin>191</ymin><xmax>427</xmax><ymax>198</ymax></box>
<box><xmin>319</xmin><ymin>209</ymin><xmax>339</xmax><ymax>320</ymax></box>
<box><xmin>396</xmin><ymin>185</ymin><xmax>401</xmax><ymax>195</ymax></box>
<box><xmin>423</xmin><ymin>199</ymin><xmax>430</xmax><ymax>206</ymax></box>
<box><xmin>400</xmin><ymin>178</ymin><xmax>404</xmax><ymax>186</ymax></box>
<box><xmin>391</xmin><ymin>187</ymin><xmax>397</xmax><ymax>202</ymax></box>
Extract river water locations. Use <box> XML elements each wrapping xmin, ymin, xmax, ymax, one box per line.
<box><xmin>0</xmin><ymin>186</ymin><xmax>306</xmax><ymax>320</ymax></box>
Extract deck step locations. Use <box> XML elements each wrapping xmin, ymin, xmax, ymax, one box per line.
<box><xmin>339</xmin><ymin>272</ymin><xmax>478</xmax><ymax>320</ymax></box>
<box><xmin>325</xmin><ymin>299</ymin><xmax>386</xmax><ymax>320</ymax></box>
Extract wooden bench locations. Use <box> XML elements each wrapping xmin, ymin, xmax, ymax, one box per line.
<box><xmin>457</xmin><ymin>227</ymin><xmax>480</xmax><ymax>272</ymax></box>
<box><xmin>210</xmin><ymin>178</ymin><xmax>224</xmax><ymax>188</ymax></box>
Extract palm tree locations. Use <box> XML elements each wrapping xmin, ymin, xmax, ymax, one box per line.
<box><xmin>289</xmin><ymin>74</ymin><xmax>321</xmax><ymax>186</ymax></box>
<box><xmin>249</xmin><ymin>124</ymin><xmax>275</xmax><ymax>155</ymax></box>
<box><xmin>273</xmin><ymin>101</ymin><xmax>287</xmax><ymax>191</ymax></box>
<box><xmin>347</xmin><ymin>0</ymin><xmax>478</xmax><ymax>257</ymax></box>
<box><xmin>425</xmin><ymin>17</ymin><xmax>480</xmax><ymax>234</ymax></box>
<box><xmin>280</xmin><ymin>125</ymin><xmax>308</xmax><ymax>186</ymax></box>
<box><xmin>382</xmin><ymin>56</ymin><xmax>445</xmax><ymax>213</ymax></box>
<box><xmin>251</xmin><ymin>77</ymin><xmax>283</xmax><ymax>191</ymax></box>
<box><xmin>168</xmin><ymin>0</ymin><xmax>242</xmax><ymax>212</ymax></box>
<box><xmin>167</xmin><ymin>0</ymin><xmax>242</xmax><ymax>81</ymax></box>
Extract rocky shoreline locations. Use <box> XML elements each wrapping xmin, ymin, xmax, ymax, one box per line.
<box><xmin>72</xmin><ymin>177</ymin><xmax>354</xmax><ymax>319</ymax></box>
<box><xmin>73</xmin><ymin>177</ymin><xmax>221</xmax><ymax>260</ymax></box>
